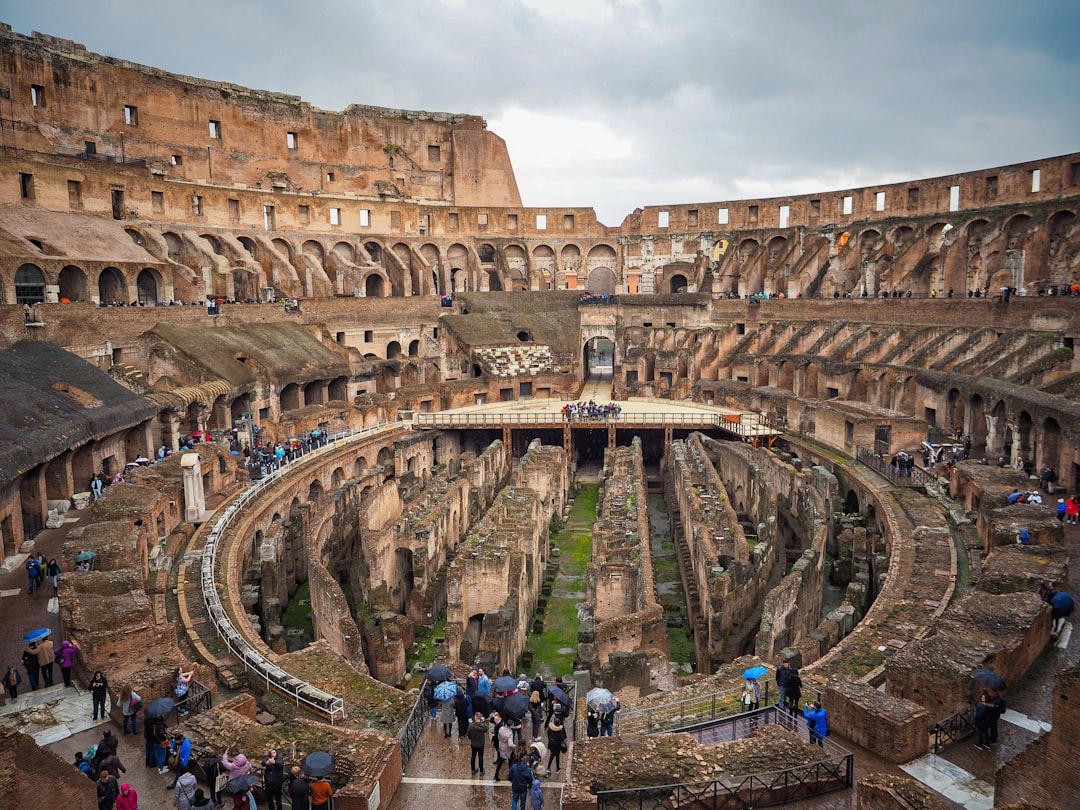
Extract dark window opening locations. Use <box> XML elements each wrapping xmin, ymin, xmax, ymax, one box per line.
<box><xmin>986</xmin><ymin>175</ymin><xmax>998</xmax><ymax>198</ymax></box>
<box><xmin>124</xmin><ymin>105</ymin><xmax>139</xmax><ymax>125</ymax></box>
<box><xmin>428</xmin><ymin>145</ymin><xmax>440</xmax><ymax>162</ymax></box>
<box><xmin>19</xmin><ymin>172</ymin><xmax>34</xmax><ymax>200</ymax></box>
<box><xmin>826</xmin><ymin>387</ymin><xmax>839</xmax><ymax>399</ymax></box>
<box><xmin>209</xmin><ymin>120</ymin><xmax>221</xmax><ymax>139</ymax></box>
<box><xmin>31</xmin><ymin>85</ymin><xmax>45</xmax><ymax>107</ymax></box>
<box><xmin>748</xmin><ymin>205</ymin><xmax>759</xmax><ymax>223</ymax></box>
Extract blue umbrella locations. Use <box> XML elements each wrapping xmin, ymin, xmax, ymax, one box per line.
<box><xmin>21</xmin><ymin>628</ymin><xmax>50</xmax><ymax>644</ymax></box>
<box><xmin>434</xmin><ymin>680</ymin><xmax>458</xmax><ymax>701</ymax></box>
<box><xmin>1052</xmin><ymin>591</ymin><xmax>1075</xmax><ymax>615</ymax></box>
<box><xmin>742</xmin><ymin>665</ymin><xmax>768</xmax><ymax>680</ymax></box>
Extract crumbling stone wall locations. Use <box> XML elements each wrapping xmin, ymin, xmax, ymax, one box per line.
<box><xmin>445</xmin><ymin>440</ymin><xmax>568</xmax><ymax>671</ymax></box>
<box><xmin>0</xmin><ymin>727</ymin><xmax>96</xmax><ymax>810</ymax></box>
<box><xmin>666</xmin><ymin>434</ymin><xmax>798</xmax><ymax>671</ymax></box>
<box><xmin>856</xmin><ymin>773</ymin><xmax>953</xmax><ymax>810</ymax></box>
<box><xmin>825</xmin><ymin>679</ymin><xmax>929</xmax><ymax>763</ymax></box>
<box><xmin>885</xmin><ymin>591</ymin><xmax>1049</xmax><ymax>719</ymax></box>
<box><xmin>579</xmin><ymin>438</ymin><xmax>668</xmax><ymax>679</ymax></box>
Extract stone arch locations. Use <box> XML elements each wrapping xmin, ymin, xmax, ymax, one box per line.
<box><xmin>503</xmin><ymin>244</ymin><xmax>528</xmax><ymax>290</ymax></box>
<box><xmin>15</xmin><ymin>263</ymin><xmax>46</xmax><ymax>305</ymax></box>
<box><xmin>136</xmin><ymin>268</ymin><xmax>162</xmax><ymax>305</ymax></box>
<box><xmin>365</xmin><ymin>273</ymin><xmax>386</xmax><ymax>297</ymax></box>
<box><xmin>408</xmin><ymin>340</ymin><xmax>420</xmax><ymax>357</ymax></box>
<box><xmin>98</xmin><ymin>267</ymin><xmax>126</xmax><ymax>304</ymax></box>
<box><xmin>58</xmin><ymin>265</ymin><xmax>89</xmax><ymax>302</ymax></box>
<box><xmin>387</xmin><ymin>341</ymin><xmax>402</xmax><ymax>359</ymax></box>
<box><xmin>533</xmin><ymin>244</ymin><xmax>555</xmax><ymax>290</ymax></box>
<box><xmin>988</xmin><ymin>400</ymin><xmax>1008</xmax><ymax>456</ymax></box>
<box><xmin>947</xmin><ymin>388</ymin><xmax>965</xmax><ymax>434</ymax></box>
<box><xmin>1016</xmin><ymin>410</ymin><xmax>1034</xmax><ymax>464</ymax></box>
<box><xmin>1042</xmin><ymin>416</ymin><xmax>1062</xmax><ymax>480</ymax></box>
<box><xmin>237</xmin><ymin>235</ymin><xmax>259</xmax><ymax>262</ymax></box>
<box><xmin>777</xmin><ymin>361</ymin><xmax>794</xmax><ymax>392</ymax></box>
<box><xmin>302</xmin><ymin>240</ymin><xmax>325</xmax><ymax>262</ymax></box>
<box><xmin>1047</xmin><ymin>210</ymin><xmax>1078</xmax><ymax>286</ymax></box>
<box><xmin>331</xmin><ymin>466</ymin><xmax>346</xmax><ymax>489</ymax></box>
<box><xmin>891</xmin><ymin>225</ymin><xmax>914</xmax><ymax>249</ymax></box>
<box><xmin>964</xmin><ymin>218</ymin><xmax>993</xmax><ymax>290</ymax></box>
<box><xmin>328</xmin><ymin>376</ymin><xmax>348</xmax><ymax>402</ymax></box>
<box><xmin>280</xmin><ymin>383</ymin><xmax>301</xmax><ymax>412</ymax></box>
<box><xmin>588</xmin><ymin>266</ymin><xmax>617</xmax><ymax>295</ymax></box>
<box><xmin>477</xmin><ymin>243</ymin><xmax>496</xmax><ymax>263</ymax></box>
<box><xmin>665</xmin><ymin>271</ymin><xmax>688</xmax><ymax>294</ymax></box>
<box><xmin>969</xmin><ymin>393</ymin><xmax>987</xmax><ymax>449</ymax></box>
<box><xmin>560</xmin><ymin>244</ymin><xmax>582</xmax><ymax>290</ymax></box>
<box><xmin>307</xmin><ymin>479</ymin><xmax>323</xmax><ymax>504</ymax></box>
<box><xmin>272</xmin><ymin>238</ymin><xmax>294</xmax><ymax>263</ymax></box>
<box><xmin>363</xmin><ymin>241</ymin><xmax>383</xmax><ymax>264</ymax></box>
<box><xmin>334</xmin><ymin>241</ymin><xmax>355</xmax><ymax>264</ymax></box>
<box><xmin>448</xmin><ymin>243</ymin><xmax>470</xmax><ymax>292</ymax></box>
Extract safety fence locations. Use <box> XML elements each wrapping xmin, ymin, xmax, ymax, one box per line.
<box><xmin>596</xmin><ymin>707</ymin><xmax>853</xmax><ymax>810</ymax></box>
<box><xmin>201</xmin><ymin>421</ymin><xmax>406</xmax><ymax>723</ymax></box>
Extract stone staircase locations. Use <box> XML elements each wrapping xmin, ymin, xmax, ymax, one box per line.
<box><xmin>474</xmin><ymin>345</ymin><xmax>553</xmax><ymax>377</ymax></box>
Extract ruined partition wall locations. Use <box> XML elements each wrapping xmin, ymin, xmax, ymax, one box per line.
<box><xmin>579</xmin><ymin>438</ymin><xmax>669</xmax><ymax>678</ymax></box>
<box><xmin>666</xmin><ymin>434</ymin><xmax>787</xmax><ymax>672</ymax></box>
<box><xmin>445</xmin><ymin>440</ymin><xmax>570</xmax><ymax>672</ymax></box>
<box><xmin>354</xmin><ymin>437</ymin><xmax>512</xmax><ymax>683</ymax></box>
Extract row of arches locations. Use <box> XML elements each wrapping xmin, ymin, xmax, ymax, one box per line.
<box><xmin>11</xmin><ymin>263</ymin><xmax>166</xmax><ymax>305</ymax></box>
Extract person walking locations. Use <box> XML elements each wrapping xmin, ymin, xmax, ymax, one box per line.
<box><xmin>546</xmin><ymin>716</ymin><xmax>567</xmax><ymax>774</ymax></box>
<box><xmin>988</xmin><ymin>690</ymin><xmax>1006</xmax><ymax>746</ymax></box>
<box><xmin>58</xmin><ymin>639</ymin><xmax>79</xmax><ymax>687</ymax></box>
<box><xmin>89</xmin><ymin>669</ymin><xmax>109</xmax><ymax>721</ymax></box>
<box><xmin>600</xmin><ymin>698</ymin><xmax>620</xmax><ymax>736</ymax></box>
<box><xmin>167</xmin><ymin>732</ymin><xmax>191</xmax><ymax>789</ymax></box>
<box><xmin>529</xmin><ymin>778</ymin><xmax>544</xmax><ymax>810</ymax></box>
<box><xmin>172</xmin><ymin>768</ymin><xmax>198</xmax><ymax>810</ymax></box>
<box><xmin>775</xmin><ymin>660</ymin><xmax>796</xmax><ymax>708</ymax></box>
<box><xmin>22</xmin><ymin>646</ymin><xmax>40</xmax><ymax>691</ymax></box>
<box><xmin>96</xmin><ymin>769</ymin><xmax>119</xmax><ymax>810</ymax></box>
<box><xmin>35</xmin><ymin>636</ymin><xmax>55</xmax><ymax>687</ymax></box>
<box><xmin>261</xmin><ymin>747</ymin><xmax>285</xmax><ymax>810</ymax></box>
<box><xmin>742</xmin><ymin>678</ymin><xmax>760</xmax><ymax>711</ymax></box>
<box><xmin>25</xmin><ymin>556</ymin><xmax>40</xmax><ymax>595</ymax></box>
<box><xmin>467</xmin><ymin>712</ymin><xmax>488</xmax><ymax>775</ymax></box>
<box><xmin>585</xmin><ymin>708</ymin><xmax>600</xmax><ymax>738</ymax></box>
<box><xmin>3</xmin><ymin>665</ymin><xmax>21</xmax><ymax>700</ymax></box>
<box><xmin>509</xmin><ymin>755</ymin><xmax>534</xmax><ymax>810</ymax></box>
<box><xmin>494</xmin><ymin>712</ymin><xmax>514</xmax><ymax>781</ymax></box>
<box><xmin>47</xmin><ymin>558</ymin><xmax>61</xmax><ymax>592</ymax></box>
<box><xmin>115</xmin><ymin>783</ymin><xmax>139</xmax><ymax>810</ymax></box>
<box><xmin>454</xmin><ymin>688</ymin><xmax>471</xmax><ymax>738</ymax></box>
<box><xmin>118</xmin><ymin>684</ymin><xmax>140</xmax><ymax>735</ymax></box>
<box><xmin>974</xmin><ymin>693</ymin><xmax>994</xmax><ymax>750</ymax></box>
<box><xmin>439</xmin><ymin>694</ymin><xmax>456</xmax><ymax>738</ymax></box>
<box><xmin>288</xmin><ymin>766</ymin><xmax>311</xmax><ymax>810</ymax></box>
<box><xmin>529</xmin><ymin>690</ymin><xmax>544</xmax><ymax>739</ymax></box>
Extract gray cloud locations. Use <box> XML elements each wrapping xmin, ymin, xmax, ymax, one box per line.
<box><xmin>5</xmin><ymin>0</ymin><xmax>1078</xmax><ymax>224</ymax></box>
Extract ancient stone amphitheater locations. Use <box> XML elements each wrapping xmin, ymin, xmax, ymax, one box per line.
<box><xmin>1</xmin><ymin>23</ymin><xmax>1078</xmax><ymax>810</ymax></box>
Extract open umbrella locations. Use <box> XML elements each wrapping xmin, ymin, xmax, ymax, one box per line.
<box><xmin>548</xmin><ymin>683</ymin><xmax>569</xmax><ymax>706</ymax></box>
<box><xmin>426</xmin><ymin>664</ymin><xmax>452</xmax><ymax>683</ymax></box>
<box><xmin>971</xmin><ymin>669</ymin><xmax>1007</xmax><ymax>692</ymax></box>
<box><xmin>1052</xmin><ymin>591</ymin><xmax>1075</xmax><ymax>615</ymax></box>
<box><xmin>21</xmin><ymin>628</ymin><xmax>50</xmax><ymax>644</ymax></box>
<box><xmin>493</xmin><ymin>675</ymin><xmax>518</xmax><ymax>693</ymax></box>
<box><xmin>586</xmin><ymin>687</ymin><xmax>617</xmax><ymax>713</ymax></box>
<box><xmin>75</xmin><ymin>551</ymin><xmax>97</xmax><ymax>563</ymax></box>
<box><xmin>434</xmin><ymin>680</ymin><xmax>458</xmax><ymax>701</ymax></box>
<box><xmin>134</xmin><ymin>457</ymin><xmax>152</xmax><ymax>464</ymax></box>
<box><xmin>302</xmin><ymin>751</ymin><xmax>335</xmax><ymax>778</ymax></box>
<box><xmin>472</xmin><ymin>693</ymin><xmax>493</xmax><ymax>718</ymax></box>
<box><xmin>145</xmin><ymin>697</ymin><xmax>175</xmax><ymax>718</ymax></box>
<box><xmin>742</xmin><ymin>665</ymin><xmax>768</xmax><ymax>680</ymax></box>
<box><xmin>225</xmin><ymin>774</ymin><xmax>261</xmax><ymax>794</ymax></box>
<box><xmin>503</xmin><ymin>690</ymin><xmax>530</xmax><ymax>720</ymax></box>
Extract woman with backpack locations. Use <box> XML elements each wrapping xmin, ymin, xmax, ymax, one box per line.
<box><xmin>118</xmin><ymin>684</ymin><xmax>140</xmax><ymax>735</ymax></box>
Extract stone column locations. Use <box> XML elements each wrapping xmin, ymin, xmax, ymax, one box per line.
<box><xmin>181</xmin><ymin>453</ymin><xmax>206</xmax><ymax>522</ymax></box>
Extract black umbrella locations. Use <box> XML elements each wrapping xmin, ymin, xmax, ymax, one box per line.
<box><xmin>472</xmin><ymin>693</ymin><xmax>493</xmax><ymax>717</ymax></box>
<box><xmin>426</xmin><ymin>664</ymin><xmax>452</xmax><ymax>683</ymax></box>
<box><xmin>971</xmin><ymin>669</ymin><xmax>1007</xmax><ymax>692</ymax></box>
<box><xmin>226</xmin><ymin>774</ymin><xmax>261</xmax><ymax>793</ymax></box>
<box><xmin>548</xmin><ymin>683</ymin><xmax>569</xmax><ymax>705</ymax></box>
<box><xmin>145</xmin><ymin>697</ymin><xmax>175</xmax><ymax>718</ymax></box>
<box><xmin>302</xmin><ymin>751</ymin><xmax>335</xmax><ymax>778</ymax></box>
<box><xmin>493</xmin><ymin>675</ymin><xmax>518</xmax><ymax>693</ymax></box>
<box><xmin>503</xmin><ymin>690</ymin><xmax>530</xmax><ymax>720</ymax></box>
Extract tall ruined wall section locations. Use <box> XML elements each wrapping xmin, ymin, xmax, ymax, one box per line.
<box><xmin>667</xmin><ymin>434</ymin><xmax>789</xmax><ymax>671</ymax></box>
<box><xmin>0</xmin><ymin>25</ymin><xmax>519</xmax><ymax>208</ymax></box>
<box><xmin>444</xmin><ymin>440</ymin><xmax>568</xmax><ymax>671</ymax></box>
<box><xmin>579</xmin><ymin>438</ymin><xmax>668</xmax><ymax>674</ymax></box>
<box><xmin>353</xmin><ymin>439</ymin><xmax>510</xmax><ymax>682</ymax></box>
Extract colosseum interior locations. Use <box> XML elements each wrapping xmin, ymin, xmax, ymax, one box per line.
<box><xmin>0</xmin><ymin>22</ymin><xmax>1079</xmax><ymax>810</ymax></box>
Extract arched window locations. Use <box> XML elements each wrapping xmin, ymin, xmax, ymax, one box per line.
<box><xmin>15</xmin><ymin>263</ymin><xmax>45</xmax><ymax>304</ymax></box>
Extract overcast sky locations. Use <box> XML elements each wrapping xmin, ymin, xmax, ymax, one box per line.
<box><xmin>5</xmin><ymin>0</ymin><xmax>1079</xmax><ymax>225</ymax></box>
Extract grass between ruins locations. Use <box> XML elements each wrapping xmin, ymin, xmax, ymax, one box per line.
<box><xmin>526</xmin><ymin>482</ymin><xmax>598</xmax><ymax>676</ymax></box>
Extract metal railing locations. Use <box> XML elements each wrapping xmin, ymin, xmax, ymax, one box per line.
<box><xmin>596</xmin><ymin>707</ymin><xmax>853</xmax><ymax>810</ymax></box>
<box><xmin>201</xmin><ymin>420</ymin><xmax>407</xmax><ymax>723</ymax></box>
<box><xmin>857</xmin><ymin>447</ymin><xmax>937</xmax><ymax>487</ymax></box>
<box><xmin>603</xmin><ymin>680</ymin><xmax>772</xmax><ymax>738</ymax></box>
<box><xmin>398</xmin><ymin>691</ymin><xmax>430</xmax><ymax>771</ymax></box>
<box><xmin>931</xmin><ymin>705</ymin><xmax>975</xmax><ymax>754</ymax></box>
<box><xmin>415</xmin><ymin>409</ymin><xmax>780</xmax><ymax>439</ymax></box>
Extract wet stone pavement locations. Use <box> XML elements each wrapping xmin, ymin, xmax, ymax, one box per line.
<box><xmin>388</xmin><ymin>713</ymin><xmax>565</xmax><ymax>810</ymax></box>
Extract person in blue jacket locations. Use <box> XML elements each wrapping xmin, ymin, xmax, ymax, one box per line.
<box><xmin>803</xmin><ymin>701</ymin><xmax>828</xmax><ymax>746</ymax></box>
